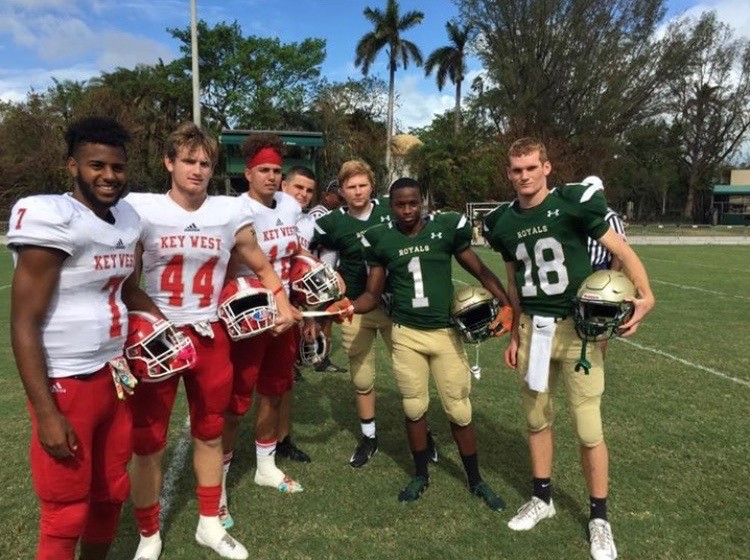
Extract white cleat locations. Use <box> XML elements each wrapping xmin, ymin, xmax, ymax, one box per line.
<box><xmin>195</xmin><ymin>527</ymin><xmax>248</xmax><ymax>560</ymax></box>
<box><xmin>589</xmin><ymin>519</ymin><xmax>618</xmax><ymax>560</ymax></box>
<box><xmin>507</xmin><ymin>497</ymin><xmax>556</xmax><ymax>531</ymax></box>
<box><xmin>254</xmin><ymin>467</ymin><xmax>303</xmax><ymax>493</ymax></box>
<box><xmin>132</xmin><ymin>532</ymin><xmax>162</xmax><ymax>560</ymax></box>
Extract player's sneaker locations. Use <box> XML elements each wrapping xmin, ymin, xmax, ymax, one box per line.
<box><xmin>507</xmin><ymin>496</ymin><xmax>556</xmax><ymax>531</ymax></box>
<box><xmin>589</xmin><ymin>519</ymin><xmax>618</xmax><ymax>560</ymax></box>
<box><xmin>314</xmin><ymin>357</ymin><xmax>347</xmax><ymax>373</ymax></box>
<box><xmin>426</xmin><ymin>430</ymin><xmax>438</xmax><ymax>463</ymax></box>
<box><xmin>276</xmin><ymin>436</ymin><xmax>311</xmax><ymax>463</ymax></box>
<box><xmin>349</xmin><ymin>435</ymin><xmax>378</xmax><ymax>468</ymax></box>
<box><xmin>254</xmin><ymin>468</ymin><xmax>304</xmax><ymax>493</ymax></box>
<box><xmin>470</xmin><ymin>481</ymin><xmax>506</xmax><ymax>511</ymax></box>
<box><xmin>132</xmin><ymin>532</ymin><xmax>162</xmax><ymax>560</ymax></box>
<box><xmin>398</xmin><ymin>475</ymin><xmax>429</xmax><ymax>503</ymax></box>
<box><xmin>195</xmin><ymin>529</ymin><xmax>248</xmax><ymax>560</ymax></box>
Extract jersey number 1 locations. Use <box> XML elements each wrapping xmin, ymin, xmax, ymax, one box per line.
<box><xmin>407</xmin><ymin>257</ymin><xmax>429</xmax><ymax>308</ymax></box>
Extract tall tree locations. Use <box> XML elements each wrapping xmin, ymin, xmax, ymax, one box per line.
<box><xmin>458</xmin><ymin>0</ymin><xmax>686</xmax><ymax>168</ymax></box>
<box><xmin>665</xmin><ymin>12</ymin><xmax>750</xmax><ymax>220</ymax></box>
<box><xmin>354</xmin><ymin>0</ymin><xmax>424</xmax><ymax>173</ymax></box>
<box><xmin>424</xmin><ymin>21</ymin><xmax>473</xmax><ymax>135</ymax></box>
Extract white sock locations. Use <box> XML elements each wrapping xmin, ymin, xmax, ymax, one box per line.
<box><xmin>361</xmin><ymin>420</ymin><xmax>376</xmax><ymax>439</ymax></box>
<box><xmin>197</xmin><ymin>514</ymin><xmax>226</xmax><ymax>543</ymax></box>
<box><xmin>133</xmin><ymin>532</ymin><xmax>162</xmax><ymax>560</ymax></box>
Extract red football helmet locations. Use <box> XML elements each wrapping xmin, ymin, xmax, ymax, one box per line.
<box><xmin>289</xmin><ymin>254</ymin><xmax>343</xmax><ymax>309</ymax></box>
<box><xmin>298</xmin><ymin>331</ymin><xmax>330</xmax><ymax>367</ymax></box>
<box><xmin>218</xmin><ymin>276</ymin><xmax>277</xmax><ymax>340</ymax></box>
<box><xmin>125</xmin><ymin>312</ymin><xmax>196</xmax><ymax>381</ymax></box>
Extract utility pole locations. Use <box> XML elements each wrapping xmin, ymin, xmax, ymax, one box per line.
<box><xmin>190</xmin><ymin>0</ymin><xmax>201</xmax><ymax>126</ymax></box>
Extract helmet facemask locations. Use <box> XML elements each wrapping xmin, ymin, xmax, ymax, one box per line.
<box><xmin>291</xmin><ymin>259</ymin><xmax>342</xmax><ymax>309</ymax></box>
<box><xmin>125</xmin><ymin>313</ymin><xmax>196</xmax><ymax>381</ymax></box>
<box><xmin>298</xmin><ymin>332</ymin><xmax>330</xmax><ymax>366</ymax></box>
<box><xmin>218</xmin><ymin>279</ymin><xmax>277</xmax><ymax>341</ymax></box>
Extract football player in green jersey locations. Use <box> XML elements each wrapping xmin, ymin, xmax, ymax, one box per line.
<box><xmin>483</xmin><ymin>138</ymin><xmax>654</xmax><ymax>560</ymax></box>
<box><xmin>349</xmin><ymin>177</ymin><xmax>513</xmax><ymax>510</ymax></box>
<box><xmin>311</xmin><ymin>159</ymin><xmax>396</xmax><ymax>468</ymax></box>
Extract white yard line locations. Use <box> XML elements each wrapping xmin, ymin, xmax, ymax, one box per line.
<box><xmin>0</xmin><ymin>284</ymin><xmax>10</xmax><ymax>291</ymax></box>
<box><xmin>642</xmin><ymin>256</ymin><xmax>750</xmax><ymax>274</ymax></box>
<box><xmin>159</xmin><ymin>417</ymin><xmax>192</xmax><ymax>523</ymax></box>
<box><xmin>616</xmin><ymin>338</ymin><xmax>750</xmax><ymax>388</ymax></box>
<box><xmin>652</xmin><ymin>279</ymin><xmax>750</xmax><ymax>302</ymax></box>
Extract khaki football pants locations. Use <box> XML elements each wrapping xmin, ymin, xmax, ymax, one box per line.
<box><xmin>340</xmin><ymin>305</ymin><xmax>392</xmax><ymax>394</ymax></box>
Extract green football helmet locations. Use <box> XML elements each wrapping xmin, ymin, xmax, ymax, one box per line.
<box><xmin>450</xmin><ymin>285</ymin><xmax>499</xmax><ymax>344</ymax></box>
<box><xmin>574</xmin><ymin>270</ymin><xmax>636</xmax><ymax>343</ymax></box>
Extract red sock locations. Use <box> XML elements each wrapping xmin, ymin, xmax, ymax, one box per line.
<box><xmin>134</xmin><ymin>503</ymin><xmax>160</xmax><ymax>537</ymax></box>
<box><xmin>37</xmin><ymin>533</ymin><xmax>78</xmax><ymax>560</ymax></box>
<box><xmin>197</xmin><ymin>485</ymin><xmax>222</xmax><ymax>517</ymax></box>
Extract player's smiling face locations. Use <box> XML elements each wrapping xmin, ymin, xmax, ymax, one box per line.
<box><xmin>391</xmin><ymin>186</ymin><xmax>423</xmax><ymax>232</ymax></box>
<box><xmin>165</xmin><ymin>146</ymin><xmax>213</xmax><ymax>198</ymax></box>
<box><xmin>507</xmin><ymin>150</ymin><xmax>551</xmax><ymax>207</ymax></box>
<box><xmin>282</xmin><ymin>174</ymin><xmax>316</xmax><ymax>208</ymax></box>
<box><xmin>68</xmin><ymin>142</ymin><xmax>128</xmax><ymax>216</ymax></box>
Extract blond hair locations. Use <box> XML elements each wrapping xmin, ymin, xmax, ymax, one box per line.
<box><xmin>508</xmin><ymin>137</ymin><xmax>548</xmax><ymax>164</ymax></box>
<box><xmin>338</xmin><ymin>159</ymin><xmax>375</xmax><ymax>189</ymax></box>
<box><xmin>165</xmin><ymin>122</ymin><xmax>218</xmax><ymax>166</ymax></box>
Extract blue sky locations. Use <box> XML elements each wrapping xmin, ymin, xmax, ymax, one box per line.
<box><xmin>1</xmin><ymin>0</ymin><xmax>747</xmax><ymax>130</ymax></box>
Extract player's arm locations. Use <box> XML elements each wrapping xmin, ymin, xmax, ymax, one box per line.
<box><xmin>598</xmin><ymin>228</ymin><xmax>655</xmax><ymax>336</ymax></box>
<box><xmin>121</xmin><ymin>242</ymin><xmax>165</xmax><ymax>318</ymax></box>
<box><xmin>502</xmin><ymin>261</ymin><xmax>523</xmax><ymax>370</ymax></box>
<box><xmin>350</xmin><ymin>264</ymin><xmax>386</xmax><ymax>316</ymax></box>
<box><xmin>233</xmin><ymin>224</ymin><xmax>301</xmax><ymax>332</ymax></box>
<box><xmin>10</xmin><ymin>246</ymin><xmax>78</xmax><ymax>459</ymax></box>
<box><xmin>608</xmin><ymin>214</ymin><xmax>626</xmax><ymax>271</ymax></box>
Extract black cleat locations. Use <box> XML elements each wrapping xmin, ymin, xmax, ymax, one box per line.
<box><xmin>314</xmin><ymin>357</ymin><xmax>347</xmax><ymax>373</ymax></box>
<box><xmin>398</xmin><ymin>476</ymin><xmax>429</xmax><ymax>503</ymax></box>
<box><xmin>349</xmin><ymin>435</ymin><xmax>378</xmax><ymax>468</ymax></box>
<box><xmin>470</xmin><ymin>481</ymin><xmax>506</xmax><ymax>511</ymax></box>
<box><xmin>276</xmin><ymin>436</ymin><xmax>311</xmax><ymax>463</ymax></box>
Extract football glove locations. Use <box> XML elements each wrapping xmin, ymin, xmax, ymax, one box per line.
<box><xmin>490</xmin><ymin>305</ymin><xmax>513</xmax><ymax>337</ymax></box>
<box><xmin>325</xmin><ymin>297</ymin><xmax>354</xmax><ymax>324</ymax></box>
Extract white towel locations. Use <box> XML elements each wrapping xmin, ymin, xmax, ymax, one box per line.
<box><xmin>525</xmin><ymin>316</ymin><xmax>556</xmax><ymax>392</ymax></box>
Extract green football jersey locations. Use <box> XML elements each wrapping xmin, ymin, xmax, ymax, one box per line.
<box><xmin>312</xmin><ymin>198</ymin><xmax>391</xmax><ymax>299</ymax></box>
<box><xmin>483</xmin><ymin>184</ymin><xmax>609</xmax><ymax>318</ymax></box>
<box><xmin>362</xmin><ymin>212</ymin><xmax>472</xmax><ymax>329</ymax></box>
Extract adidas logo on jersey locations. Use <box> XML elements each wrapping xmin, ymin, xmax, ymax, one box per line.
<box><xmin>115</xmin><ymin>239</ymin><xmax>126</xmax><ymax>249</ymax></box>
<box><xmin>50</xmin><ymin>381</ymin><xmax>66</xmax><ymax>394</ymax></box>
<box><xmin>184</xmin><ymin>223</ymin><xmax>200</xmax><ymax>232</ymax></box>
<box><xmin>276</xmin><ymin>218</ymin><xmax>284</xmax><ymax>226</ymax></box>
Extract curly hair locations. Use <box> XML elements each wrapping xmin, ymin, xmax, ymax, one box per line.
<box><xmin>65</xmin><ymin>116</ymin><xmax>130</xmax><ymax>158</ymax></box>
<box><xmin>240</xmin><ymin>133</ymin><xmax>285</xmax><ymax>161</ymax></box>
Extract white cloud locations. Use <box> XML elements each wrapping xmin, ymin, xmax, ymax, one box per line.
<box><xmin>0</xmin><ymin>64</ymin><xmax>100</xmax><ymax>102</ymax></box>
<box><xmin>393</xmin><ymin>73</ymin><xmax>454</xmax><ymax>132</ymax></box>
<box><xmin>663</xmin><ymin>0</ymin><xmax>750</xmax><ymax>39</ymax></box>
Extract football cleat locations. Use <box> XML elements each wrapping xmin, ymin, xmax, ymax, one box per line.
<box><xmin>470</xmin><ymin>481</ymin><xmax>505</xmax><ymax>511</ymax></box>
<box><xmin>507</xmin><ymin>497</ymin><xmax>556</xmax><ymax>531</ymax></box>
<box><xmin>398</xmin><ymin>476</ymin><xmax>429</xmax><ymax>503</ymax></box>
<box><xmin>349</xmin><ymin>435</ymin><xmax>378</xmax><ymax>468</ymax></box>
<box><xmin>276</xmin><ymin>436</ymin><xmax>311</xmax><ymax>463</ymax></box>
<box><xmin>218</xmin><ymin>276</ymin><xmax>276</xmax><ymax>341</ymax></box>
<box><xmin>589</xmin><ymin>519</ymin><xmax>618</xmax><ymax>560</ymax></box>
<box><xmin>289</xmin><ymin>254</ymin><xmax>343</xmax><ymax>309</ymax></box>
<box><xmin>450</xmin><ymin>285</ymin><xmax>501</xmax><ymax>343</ymax></box>
<box><xmin>125</xmin><ymin>312</ymin><xmax>196</xmax><ymax>381</ymax></box>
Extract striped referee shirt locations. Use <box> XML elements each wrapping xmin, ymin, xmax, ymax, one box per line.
<box><xmin>588</xmin><ymin>208</ymin><xmax>626</xmax><ymax>269</ymax></box>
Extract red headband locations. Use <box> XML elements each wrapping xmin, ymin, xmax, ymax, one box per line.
<box><xmin>246</xmin><ymin>147</ymin><xmax>282</xmax><ymax>169</ymax></box>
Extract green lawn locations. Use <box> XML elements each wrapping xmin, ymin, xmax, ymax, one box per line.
<box><xmin>0</xmin><ymin>246</ymin><xmax>748</xmax><ymax>559</ymax></box>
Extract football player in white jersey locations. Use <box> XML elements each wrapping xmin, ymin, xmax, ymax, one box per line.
<box><xmin>220</xmin><ymin>134</ymin><xmax>311</xmax><ymax>521</ymax></box>
<box><xmin>9</xmin><ymin>117</ymin><xmax>162</xmax><ymax>560</ymax></box>
<box><xmin>125</xmin><ymin>124</ymin><xmax>297</xmax><ymax>560</ymax></box>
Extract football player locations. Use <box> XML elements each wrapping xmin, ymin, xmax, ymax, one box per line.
<box><xmin>345</xmin><ymin>177</ymin><xmax>512</xmax><ymax>509</ymax></box>
<box><xmin>125</xmin><ymin>123</ymin><xmax>297</xmax><ymax>560</ymax></box>
<box><xmin>220</xmin><ymin>134</ymin><xmax>310</xmax><ymax>528</ymax></box>
<box><xmin>8</xmin><ymin>117</ymin><xmax>162</xmax><ymax>560</ymax></box>
<box><xmin>310</xmin><ymin>160</ymin><xmax>394</xmax><ymax>467</ymax></box>
<box><xmin>483</xmin><ymin>138</ymin><xmax>654</xmax><ymax>560</ymax></box>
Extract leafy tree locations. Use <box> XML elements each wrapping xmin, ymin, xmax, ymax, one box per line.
<box><xmin>665</xmin><ymin>12</ymin><xmax>750</xmax><ymax>220</ymax></box>
<box><xmin>169</xmin><ymin>20</ymin><xmax>326</xmax><ymax>130</ymax></box>
<box><xmin>424</xmin><ymin>21</ymin><xmax>473</xmax><ymax>135</ymax></box>
<box><xmin>354</xmin><ymin>0</ymin><xmax>424</xmax><ymax>171</ymax></box>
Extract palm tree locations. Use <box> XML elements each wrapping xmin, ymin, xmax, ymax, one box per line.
<box><xmin>355</xmin><ymin>0</ymin><xmax>424</xmax><ymax>173</ymax></box>
<box><xmin>424</xmin><ymin>21</ymin><xmax>472</xmax><ymax>135</ymax></box>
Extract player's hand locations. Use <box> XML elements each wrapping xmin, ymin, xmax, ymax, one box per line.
<box><xmin>617</xmin><ymin>293</ymin><xmax>655</xmax><ymax>337</ymax></box>
<box><xmin>490</xmin><ymin>305</ymin><xmax>514</xmax><ymax>337</ymax></box>
<box><xmin>326</xmin><ymin>297</ymin><xmax>354</xmax><ymax>324</ymax></box>
<box><xmin>273</xmin><ymin>303</ymin><xmax>301</xmax><ymax>335</ymax></box>
<box><xmin>37</xmin><ymin>409</ymin><xmax>78</xmax><ymax>459</ymax></box>
<box><xmin>504</xmin><ymin>334</ymin><xmax>519</xmax><ymax>370</ymax></box>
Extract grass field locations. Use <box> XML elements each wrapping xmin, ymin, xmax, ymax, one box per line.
<box><xmin>1</xmin><ymin>245</ymin><xmax>749</xmax><ymax>560</ymax></box>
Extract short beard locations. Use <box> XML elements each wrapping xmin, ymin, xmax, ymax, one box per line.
<box><xmin>75</xmin><ymin>174</ymin><xmax>125</xmax><ymax>212</ymax></box>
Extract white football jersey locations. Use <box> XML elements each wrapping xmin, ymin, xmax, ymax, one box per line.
<box><xmin>8</xmin><ymin>194</ymin><xmax>140</xmax><ymax>377</ymax></box>
<box><xmin>234</xmin><ymin>191</ymin><xmax>302</xmax><ymax>291</ymax></box>
<box><xmin>127</xmin><ymin>193</ymin><xmax>253</xmax><ymax>325</ymax></box>
<box><xmin>297</xmin><ymin>214</ymin><xmax>315</xmax><ymax>250</ymax></box>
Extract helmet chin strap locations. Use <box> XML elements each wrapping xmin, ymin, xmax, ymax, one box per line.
<box><xmin>574</xmin><ymin>338</ymin><xmax>591</xmax><ymax>375</ymax></box>
<box><xmin>470</xmin><ymin>343</ymin><xmax>482</xmax><ymax>380</ymax></box>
